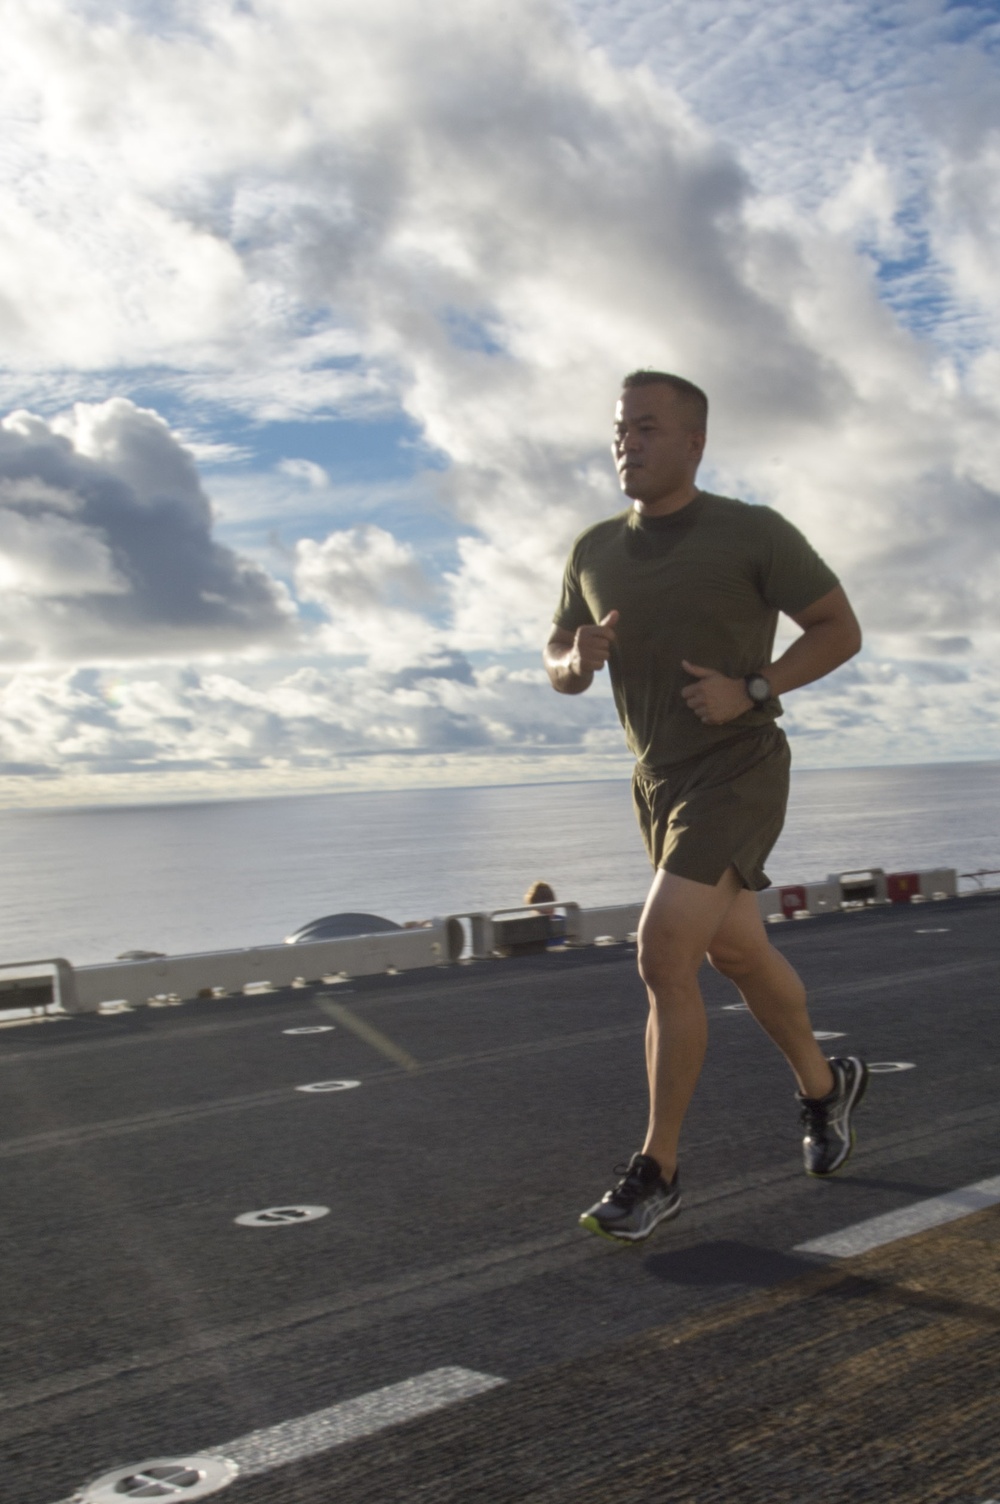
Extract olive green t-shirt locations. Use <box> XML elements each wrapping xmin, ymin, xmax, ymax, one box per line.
<box><xmin>553</xmin><ymin>491</ymin><xmax>839</xmax><ymax>772</ymax></box>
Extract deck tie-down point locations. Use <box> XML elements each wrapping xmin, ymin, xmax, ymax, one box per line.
<box><xmin>75</xmin><ymin>1454</ymin><xmax>237</xmax><ymax>1502</ymax></box>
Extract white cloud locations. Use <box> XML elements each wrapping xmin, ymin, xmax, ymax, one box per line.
<box><xmin>0</xmin><ymin>653</ymin><xmax>623</xmax><ymax>794</ymax></box>
<box><xmin>0</xmin><ymin>0</ymin><xmax>998</xmax><ymax>794</ymax></box>
<box><xmin>931</xmin><ymin>128</ymin><xmax>1000</xmax><ymax>339</ymax></box>
<box><xmin>2</xmin><ymin>635</ymin><xmax>999</xmax><ymax>807</ymax></box>
<box><xmin>0</xmin><ymin>400</ymin><xmax>295</xmax><ymax>663</ymax></box>
<box><xmin>570</xmin><ymin>0</ymin><xmax>1000</xmax><ymax>351</ymax></box>
<box><xmin>294</xmin><ymin>524</ymin><xmax>443</xmax><ymax>665</ymax></box>
<box><xmin>820</xmin><ymin>146</ymin><xmax>904</xmax><ymax>257</ymax></box>
<box><xmin>278</xmin><ymin>458</ymin><xmax>328</xmax><ymax>488</ymax></box>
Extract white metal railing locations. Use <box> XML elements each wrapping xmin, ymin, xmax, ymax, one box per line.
<box><xmin>563</xmin><ymin>901</ymin><xmax>644</xmax><ymax>946</ymax></box>
<box><xmin>0</xmin><ymin>866</ymin><xmax>965</xmax><ymax>1017</ymax></box>
<box><xmin>69</xmin><ymin>924</ymin><xmax>456</xmax><ymax>1015</ymax></box>
<box><xmin>0</xmin><ymin>958</ymin><xmax>81</xmax><ymax>1014</ymax></box>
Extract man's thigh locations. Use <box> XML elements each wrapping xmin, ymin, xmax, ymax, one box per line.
<box><xmin>638</xmin><ymin>865</ymin><xmax>744</xmax><ymax>973</ymax></box>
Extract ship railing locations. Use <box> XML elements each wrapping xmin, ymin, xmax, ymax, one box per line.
<box><xmin>0</xmin><ymin>866</ymin><xmax>964</xmax><ymax>1016</ymax></box>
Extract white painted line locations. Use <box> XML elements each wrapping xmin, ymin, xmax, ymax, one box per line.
<box><xmin>813</xmin><ymin>1031</ymin><xmax>845</xmax><ymax>1040</ymax></box>
<box><xmin>59</xmin><ymin>1367</ymin><xmax>505</xmax><ymax>1504</ymax></box>
<box><xmin>795</xmin><ymin>1175</ymin><xmax>1000</xmax><ymax>1258</ymax></box>
<box><xmin>722</xmin><ymin>1003</ymin><xmax>749</xmax><ymax>1012</ymax></box>
<box><xmin>283</xmin><ymin>1025</ymin><xmax>335</xmax><ymax>1035</ymax></box>
<box><xmin>222</xmin><ymin>1366</ymin><xmax>505</xmax><ymax>1475</ymax></box>
<box><xmin>867</xmin><ymin>1061</ymin><xmax>916</xmax><ymax>1073</ymax></box>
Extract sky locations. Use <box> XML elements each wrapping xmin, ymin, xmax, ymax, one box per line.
<box><xmin>1</xmin><ymin>0</ymin><xmax>999</xmax><ymax>806</ymax></box>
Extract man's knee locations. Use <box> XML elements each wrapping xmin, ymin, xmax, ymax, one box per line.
<box><xmin>638</xmin><ymin>867</ymin><xmax>742</xmax><ymax>995</ymax></box>
<box><xmin>706</xmin><ymin>939</ymin><xmax>768</xmax><ymax>983</ymax></box>
<box><xmin>637</xmin><ymin>922</ymin><xmax>703</xmax><ymax>994</ymax></box>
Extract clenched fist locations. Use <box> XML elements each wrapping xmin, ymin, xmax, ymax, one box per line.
<box><xmin>571</xmin><ymin>611</ymin><xmax>619</xmax><ymax>677</ymax></box>
<box><xmin>680</xmin><ymin>660</ymin><xmax>753</xmax><ymax>725</ymax></box>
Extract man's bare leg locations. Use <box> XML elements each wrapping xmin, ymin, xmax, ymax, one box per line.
<box><xmin>636</xmin><ymin>866</ymin><xmax>745</xmax><ymax>1178</ymax></box>
<box><xmin>705</xmin><ymin>889</ymin><xmax>835</xmax><ymax>1098</ymax></box>
<box><xmin>582</xmin><ymin>867</ymin><xmax>865</xmax><ymax>1240</ymax></box>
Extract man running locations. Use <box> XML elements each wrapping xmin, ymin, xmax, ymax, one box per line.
<box><xmin>545</xmin><ymin>370</ymin><xmax>866</xmax><ymax>1242</ymax></box>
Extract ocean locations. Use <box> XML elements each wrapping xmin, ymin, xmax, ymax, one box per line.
<box><xmin>1</xmin><ymin>761</ymin><xmax>998</xmax><ymax>969</ymax></box>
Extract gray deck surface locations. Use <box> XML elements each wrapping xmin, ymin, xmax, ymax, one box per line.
<box><xmin>1</xmin><ymin>894</ymin><xmax>998</xmax><ymax>1503</ymax></box>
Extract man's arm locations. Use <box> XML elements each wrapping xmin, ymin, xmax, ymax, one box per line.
<box><xmin>680</xmin><ymin>586</ymin><xmax>862</xmax><ymax>725</ymax></box>
<box><xmin>544</xmin><ymin>610</ymin><xmax>620</xmax><ymax>695</ymax></box>
<box><xmin>768</xmin><ymin>584</ymin><xmax>862</xmax><ymax>696</ymax></box>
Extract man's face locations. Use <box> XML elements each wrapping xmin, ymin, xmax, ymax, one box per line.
<box><xmin>612</xmin><ymin>385</ymin><xmax>705</xmax><ymax>507</ymax></box>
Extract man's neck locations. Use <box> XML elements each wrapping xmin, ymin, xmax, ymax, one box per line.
<box><xmin>633</xmin><ymin>483</ymin><xmax>700</xmax><ymax>518</ymax></box>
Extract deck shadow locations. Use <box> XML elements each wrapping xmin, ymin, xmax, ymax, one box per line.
<box><xmin>643</xmin><ymin>1239</ymin><xmax>818</xmax><ymax>1287</ymax></box>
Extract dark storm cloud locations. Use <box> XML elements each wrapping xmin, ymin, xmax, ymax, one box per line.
<box><xmin>0</xmin><ymin>401</ymin><xmax>294</xmax><ymax>662</ymax></box>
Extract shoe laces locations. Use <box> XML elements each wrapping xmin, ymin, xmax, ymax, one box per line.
<box><xmin>608</xmin><ymin>1160</ymin><xmax>651</xmax><ymax>1208</ymax></box>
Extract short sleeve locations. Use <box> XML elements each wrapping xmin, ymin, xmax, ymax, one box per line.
<box><xmin>553</xmin><ymin>549</ymin><xmax>595</xmax><ymax>632</ymax></box>
<box><xmin>757</xmin><ymin>508</ymin><xmax>839</xmax><ymax>616</ymax></box>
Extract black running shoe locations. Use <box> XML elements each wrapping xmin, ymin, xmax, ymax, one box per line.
<box><xmin>799</xmin><ymin>1056</ymin><xmax>869</xmax><ymax>1176</ymax></box>
<box><xmin>579</xmin><ymin>1153</ymin><xmax>681</xmax><ymax>1242</ymax></box>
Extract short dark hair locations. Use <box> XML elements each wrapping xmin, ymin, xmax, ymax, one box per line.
<box><xmin>621</xmin><ymin>370</ymin><xmax>708</xmax><ymax>431</ymax></box>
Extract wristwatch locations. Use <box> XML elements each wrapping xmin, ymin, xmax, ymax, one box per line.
<box><xmin>744</xmin><ymin>673</ymin><xmax>771</xmax><ymax>705</ymax></box>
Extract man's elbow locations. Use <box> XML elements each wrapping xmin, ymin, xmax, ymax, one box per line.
<box><xmin>831</xmin><ymin>621</ymin><xmax>862</xmax><ymax>669</ymax></box>
<box><xmin>543</xmin><ymin>655</ymin><xmax>589</xmax><ymax>695</ymax></box>
<box><xmin>827</xmin><ymin>596</ymin><xmax>862</xmax><ymax>663</ymax></box>
<box><xmin>547</xmin><ymin>667</ymin><xmax>587</xmax><ymax>695</ymax></box>
<box><xmin>544</xmin><ymin>642</ymin><xmax>581</xmax><ymax>694</ymax></box>
<box><xmin>844</xmin><ymin>616</ymin><xmax>863</xmax><ymax>660</ymax></box>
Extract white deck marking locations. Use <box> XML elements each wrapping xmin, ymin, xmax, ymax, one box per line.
<box><xmin>221</xmin><ymin>1366</ymin><xmax>504</xmax><ymax>1475</ymax></box>
<box><xmin>295</xmin><ymin>1079</ymin><xmax>360</xmax><ymax>1093</ymax></box>
<box><xmin>58</xmin><ymin>1367</ymin><xmax>505</xmax><ymax>1503</ymax></box>
<box><xmin>234</xmin><ymin>1205</ymin><xmax>330</xmax><ymax>1227</ymax></box>
<box><xmin>795</xmin><ymin>1174</ymin><xmax>1000</xmax><ymax>1258</ymax></box>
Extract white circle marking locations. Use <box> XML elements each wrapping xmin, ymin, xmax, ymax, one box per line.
<box><xmin>235</xmin><ymin>1205</ymin><xmax>331</xmax><ymax>1227</ymax></box>
<box><xmin>295</xmin><ymin>1079</ymin><xmax>360</xmax><ymax>1093</ymax></box>
<box><xmin>79</xmin><ymin>1455</ymin><xmax>238</xmax><ymax>1503</ymax></box>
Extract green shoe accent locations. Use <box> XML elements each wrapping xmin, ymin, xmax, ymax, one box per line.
<box><xmin>579</xmin><ymin>1213</ymin><xmax>633</xmax><ymax>1244</ymax></box>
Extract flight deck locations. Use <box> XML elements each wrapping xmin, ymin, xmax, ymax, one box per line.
<box><xmin>1</xmin><ymin>893</ymin><xmax>998</xmax><ymax>1503</ymax></box>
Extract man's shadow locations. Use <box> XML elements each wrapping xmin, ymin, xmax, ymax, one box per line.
<box><xmin>644</xmin><ymin>1240</ymin><xmax>818</xmax><ymax>1288</ymax></box>
<box><xmin>643</xmin><ymin>1177</ymin><xmax>956</xmax><ymax>1287</ymax></box>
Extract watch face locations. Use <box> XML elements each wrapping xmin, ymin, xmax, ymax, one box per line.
<box><xmin>747</xmin><ymin>675</ymin><xmax>770</xmax><ymax>703</ymax></box>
